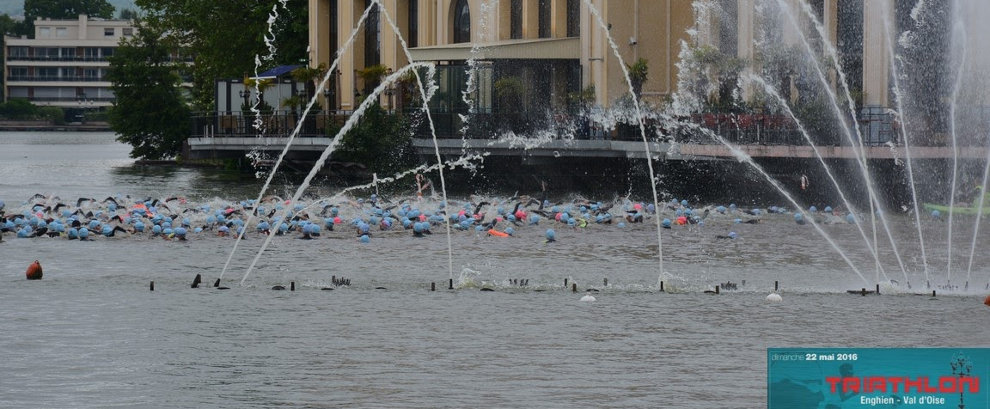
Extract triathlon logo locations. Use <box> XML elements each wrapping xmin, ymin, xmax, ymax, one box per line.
<box><xmin>768</xmin><ymin>348</ymin><xmax>987</xmax><ymax>408</ymax></box>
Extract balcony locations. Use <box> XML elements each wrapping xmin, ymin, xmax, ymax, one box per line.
<box><xmin>7</xmin><ymin>76</ymin><xmax>107</xmax><ymax>82</ymax></box>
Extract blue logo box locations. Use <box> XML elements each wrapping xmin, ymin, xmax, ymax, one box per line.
<box><xmin>768</xmin><ymin>348</ymin><xmax>988</xmax><ymax>408</ymax></box>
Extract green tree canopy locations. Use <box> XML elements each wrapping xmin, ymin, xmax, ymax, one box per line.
<box><xmin>24</xmin><ymin>0</ymin><xmax>115</xmax><ymax>21</ymax></box>
<box><xmin>107</xmin><ymin>21</ymin><xmax>190</xmax><ymax>160</ymax></box>
<box><xmin>135</xmin><ymin>0</ymin><xmax>308</xmax><ymax>112</ymax></box>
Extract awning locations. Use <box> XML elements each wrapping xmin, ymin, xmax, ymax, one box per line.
<box><xmin>408</xmin><ymin>37</ymin><xmax>580</xmax><ymax>61</ymax></box>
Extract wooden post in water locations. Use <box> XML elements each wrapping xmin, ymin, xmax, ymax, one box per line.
<box><xmin>932</xmin><ymin>290</ymin><xmax>936</xmax><ymax>297</ymax></box>
<box><xmin>775</xmin><ymin>281</ymin><xmax>779</xmax><ymax>291</ymax></box>
<box><xmin>290</xmin><ymin>281</ymin><xmax>295</xmax><ymax>291</ymax></box>
<box><xmin>861</xmin><ymin>288</ymin><xmax>867</xmax><ymax>296</ymax></box>
<box><xmin>150</xmin><ymin>281</ymin><xmax>154</xmax><ymax>291</ymax></box>
<box><xmin>431</xmin><ymin>282</ymin><xmax>436</xmax><ymax>291</ymax></box>
<box><xmin>715</xmin><ymin>285</ymin><xmax>720</xmax><ymax>295</ymax></box>
<box><xmin>660</xmin><ymin>281</ymin><xmax>665</xmax><ymax>292</ymax></box>
<box><xmin>876</xmin><ymin>284</ymin><xmax>880</xmax><ymax>295</ymax></box>
<box><xmin>448</xmin><ymin>279</ymin><xmax>453</xmax><ymax>290</ymax></box>
<box><xmin>603</xmin><ymin>278</ymin><xmax>608</xmax><ymax>287</ymax></box>
<box><xmin>571</xmin><ymin>283</ymin><xmax>577</xmax><ymax>293</ymax></box>
<box><xmin>564</xmin><ymin>278</ymin><xmax>568</xmax><ymax>287</ymax></box>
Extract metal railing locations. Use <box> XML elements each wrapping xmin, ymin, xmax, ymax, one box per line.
<box><xmin>190</xmin><ymin>111</ymin><xmax>352</xmax><ymax>138</ymax></box>
<box><xmin>7</xmin><ymin>76</ymin><xmax>107</xmax><ymax>82</ymax></box>
<box><xmin>190</xmin><ymin>108</ymin><xmax>905</xmax><ymax>147</ymax></box>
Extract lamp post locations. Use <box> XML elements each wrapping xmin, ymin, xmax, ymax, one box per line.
<box><xmin>76</xmin><ymin>91</ymin><xmax>88</xmax><ymax>123</ymax></box>
<box><xmin>385</xmin><ymin>67</ymin><xmax>394</xmax><ymax>113</ymax></box>
<box><xmin>238</xmin><ymin>88</ymin><xmax>250</xmax><ymax>112</ymax></box>
<box><xmin>950</xmin><ymin>353</ymin><xmax>972</xmax><ymax>409</ymax></box>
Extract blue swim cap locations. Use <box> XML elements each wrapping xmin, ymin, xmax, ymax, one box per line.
<box><xmin>530</xmin><ymin>214</ymin><xmax>540</xmax><ymax>225</ymax></box>
<box><xmin>68</xmin><ymin>227</ymin><xmax>78</xmax><ymax>239</ymax></box>
<box><xmin>729</xmin><ymin>231</ymin><xmax>737</xmax><ymax>239</ymax></box>
<box><xmin>846</xmin><ymin>213</ymin><xmax>857</xmax><ymax>224</ymax></box>
<box><xmin>662</xmin><ymin>218</ymin><xmax>672</xmax><ymax>227</ymax></box>
<box><xmin>545</xmin><ymin>229</ymin><xmax>556</xmax><ymax>240</ymax></box>
<box><xmin>618</xmin><ymin>222</ymin><xmax>626</xmax><ymax>228</ymax></box>
<box><xmin>794</xmin><ymin>213</ymin><xmax>804</xmax><ymax>220</ymax></box>
<box><xmin>102</xmin><ymin>226</ymin><xmax>112</xmax><ymax>236</ymax></box>
<box><xmin>360</xmin><ymin>234</ymin><xmax>370</xmax><ymax>243</ymax></box>
<box><xmin>505</xmin><ymin>227</ymin><xmax>515</xmax><ymax>236</ymax></box>
<box><xmin>175</xmin><ymin>227</ymin><xmax>187</xmax><ymax>236</ymax></box>
<box><xmin>734</xmin><ymin>218</ymin><xmax>741</xmax><ymax>224</ymax></box>
<box><xmin>135</xmin><ymin>221</ymin><xmax>145</xmax><ymax>232</ymax></box>
<box><xmin>257</xmin><ymin>221</ymin><xmax>270</xmax><ymax>231</ymax></box>
<box><xmin>194</xmin><ymin>227</ymin><xmax>203</xmax><ymax>233</ymax></box>
<box><xmin>681</xmin><ymin>199</ymin><xmax>688</xmax><ymax>207</ymax></box>
<box><xmin>79</xmin><ymin>227</ymin><xmax>90</xmax><ymax>238</ymax></box>
<box><xmin>152</xmin><ymin>225</ymin><xmax>162</xmax><ymax>234</ymax></box>
<box><xmin>163</xmin><ymin>228</ymin><xmax>173</xmax><ymax>236</ymax></box>
<box><xmin>809</xmin><ymin>206</ymin><xmax>817</xmax><ymax>213</ymax></box>
<box><xmin>717</xmin><ymin>206</ymin><xmax>726</xmax><ymax>214</ymax></box>
<box><xmin>88</xmin><ymin>220</ymin><xmax>100</xmax><ymax>230</ymax></box>
<box><xmin>824</xmin><ymin>206</ymin><xmax>832</xmax><ymax>213</ymax></box>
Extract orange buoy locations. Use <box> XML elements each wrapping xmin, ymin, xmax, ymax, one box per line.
<box><xmin>25</xmin><ymin>260</ymin><xmax>42</xmax><ymax>280</ymax></box>
<box><xmin>984</xmin><ymin>295</ymin><xmax>990</xmax><ymax>306</ymax></box>
<box><xmin>487</xmin><ymin>229</ymin><xmax>509</xmax><ymax>237</ymax></box>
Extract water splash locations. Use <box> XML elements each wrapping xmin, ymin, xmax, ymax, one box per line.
<box><xmin>375</xmin><ymin>0</ymin><xmax>455</xmax><ymax>280</ymax></box>
<box><xmin>219</xmin><ymin>1</ymin><xmax>380</xmax><ymax>281</ymax></box>
<box><xmin>944</xmin><ymin>11</ymin><xmax>968</xmax><ymax>284</ymax></box>
<box><xmin>881</xmin><ymin>5</ymin><xmax>929</xmax><ymax>285</ymax></box>
<box><xmin>748</xmin><ymin>74</ymin><xmax>893</xmax><ymax>282</ymax></box>
<box><xmin>240</xmin><ymin>63</ymin><xmax>435</xmax><ymax>285</ymax></box>
<box><xmin>582</xmin><ymin>0</ymin><xmax>666</xmax><ymax>286</ymax></box>
<box><xmin>781</xmin><ymin>0</ymin><xmax>909</xmax><ymax>282</ymax></box>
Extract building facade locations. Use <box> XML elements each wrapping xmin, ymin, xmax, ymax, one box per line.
<box><xmin>307</xmin><ymin>0</ymin><xmax>695</xmax><ymax>114</ymax></box>
<box><xmin>306</xmin><ymin>0</ymin><xmax>958</xmax><ymax>144</ymax></box>
<box><xmin>3</xmin><ymin>14</ymin><xmax>134</xmax><ymax>112</ymax></box>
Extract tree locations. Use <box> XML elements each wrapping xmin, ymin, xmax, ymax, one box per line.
<box><xmin>335</xmin><ymin>104</ymin><xmax>415</xmax><ymax>175</ymax></box>
<box><xmin>118</xmin><ymin>8</ymin><xmax>139</xmax><ymax>20</ymax></box>
<box><xmin>627</xmin><ymin>58</ymin><xmax>649</xmax><ymax>99</ymax></box>
<box><xmin>135</xmin><ymin>0</ymin><xmax>308</xmax><ymax>112</ymax></box>
<box><xmin>24</xmin><ymin>0</ymin><xmax>114</xmax><ymax>20</ymax></box>
<box><xmin>107</xmin><ymin>22</ymin><xmax>190</xmax><ymax>160</ymax></box>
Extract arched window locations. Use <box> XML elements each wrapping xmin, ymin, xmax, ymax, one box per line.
<box><xmin>453</xmin><ymin>0</ymin><xmax>471</xmax><ymax>43</ymax></box>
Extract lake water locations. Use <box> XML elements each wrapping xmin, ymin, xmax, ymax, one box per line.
<box><xmin>1</xmin><ymin>131</ymin><xmax>988</xmax><ymax>408</ymax></box>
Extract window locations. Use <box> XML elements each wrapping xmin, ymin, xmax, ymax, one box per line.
<box><xmin>453</xmin><ymin>0</ymin><xmax>470</xmax><ymax>43</ymax></box>
<box><xmin>567</xmin><ymin>0</ymin><xmax>580</xmax><ymax>37</ymax></box>
<box><xmin>122</xmin><ymin>28</ymin><xmax>133</xmax><ymax>36</ymax></box>
<box><xmin>38</xmin><ymin>67</ymin><xmax>59</xmax><ymax>79</ymax></box>
<box><xmin>84</xmin><ymin>47</ymin><xmax>100</xmax><ymax>60</ymax></box>
<box><xmin>364</xmin><ymin>0</ymin><xmax>380</xmax><ymax>67</ymax></box>
<box><xmin>101</xmin><ymin>47</ymin><xmax>114</xmax><ymax>57</ymax></box>
<box><xmin>510</xmin><ymin>0</ymin><xmax>521</xmax><ymax>39</ymax></box>
<box><xmin>104</xmin><ymin>27</ymin><xmax>114</xmax><ymax>37</ymax></box>
<box><xmin>39</xmin><ymin>27</ymin><xmax>50</xmax><ymax>38</ymax></box>
<box><xmin>56</xmin><ymin>27</ymin><xmax>67</xmax><ymax>37</ymax></box>
<box><xmin>538</xmin><ymin>0</ymin><xmax>551</xmax><ymax>38</ymax></box>
<box><xmin>61</xmin><ymin>48</ymin><xmax>76</xmax><ymax>60</ymax></box>
<box><xmin>8</xmin><ymin>46</ymin><xmax>28</xmax><ymax>59</ymax></box>
<box><xmin>9</xmin><ymin>67</ymin><xmax>28</xmax><ymax>79</ymax></box>
<box><xmin>84</xmin><ymin>68</ymin><xmax>100</xmax><ymax>79</ymax></box>
<box><xmin>38</xmin><ymin>47</ymin><xmax>59</xmax><ymax>59</ymax></box>
<box><xmin>329</xmin><ymin>0</ymin><xmax>338</xmax><ymax>58</ymax></box>
<box><xmin>408</xmin><ymin>0</ymin><xmax>418</xmax><ymax>48</ymax></box>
